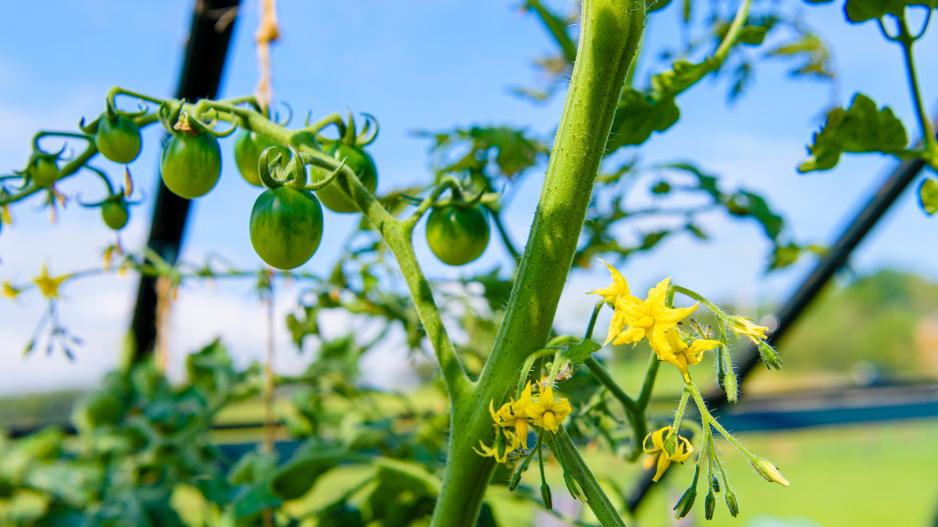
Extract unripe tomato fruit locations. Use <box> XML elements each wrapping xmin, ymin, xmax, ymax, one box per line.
<box><xmin>95</xmin><ymin>115</ymin><xmax>142</xmax><ymax>164</ymax></box>
<box><xmin>160</xmin><ymin>132</ymin><xmax>222</xmax><ymax>199</ymax></box>
<box><xmin>29</xmin><ymin>157</ymin><xmax>60</xmax><ymax>187</ymax></box>
<box><xmin>426</xmin><ymin>205</ymin><xmax>490</xmax><ymax>266</ymax></box>
<box><xmin>234</xmin><ymin>130</ymin><xmax>276</xmax><ymax>187</ymax></box>
<box><xmin>313</xmin><ymin>143</ymin><xmax>378</xmax><ymax>213</ymax></box>
<box><xmin>101</xmin><ymin>200</ymin><xmax>129</xmax><ymax>231</ymax></box>
<box><xmin>249</xmin><ymin>186</ymin><xmax>324</xmax><ymax>270</ymax></box>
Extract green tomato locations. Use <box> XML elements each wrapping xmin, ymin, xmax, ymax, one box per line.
<box><xmin>426</xmin><ymin>205</ymin><xmax>490</xmax><ymax>266</ymax></box>
<box><xmin>250</xmin><ymin>186</ymin><xmax>324</xmax><ymax>270</ymax></box>
<box><xmin>159</xmin><ymin>132</ymin><xmax>222</xmax><ymax>199</ymax></box>
<box><xmin>101</xmin><ymin>200</ymin><xmax>129</xmax><ymax>231</ymax></box>
<box><xmin>95</xmin><ymin>114</ymin><xmax>142</xmax><ymax>164</ymax></box>
<box><xmin>313</xmin><ymin>143</ymin><xmax>378</xmax><ymax>213</ymax></box>
<box><xmin>234</xmin><ymin>130</ymin><xmax>277</xmax><ymax>187</ymax></box>
<box><xmin>29</xmin><ymin>157</ymin><xmax>60</xmax><ymax>187</ymax></box>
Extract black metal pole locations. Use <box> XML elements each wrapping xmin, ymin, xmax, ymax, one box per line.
<box><xmin>129</xmin><ymin>0</ymin><xmax>241</xmax><ymax>361</ymax></box>
<box><xmin>626</xmin><ymin>153</ymin><xmax>931</xmax><ymax>511</ymax></box>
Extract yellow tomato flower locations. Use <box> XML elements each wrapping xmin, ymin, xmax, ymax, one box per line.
<box><xmin>730</xmin><ymin>316</ymin><xmax>768</xmax><ymax>345</ymax></box>
<box><xmin>643</xmin><ymin>426</ymin><xmax>694</xmax><ymax>482</ymax></box>
<box><xmin>588</xmin><ymin>259</ymin><xmax>632</xmax><ymax>305</ymax></box>
<box><xmin>525</xmin><ymin>385</ymin><xmax>572</xmax><ymax>433</ymax></box>
<box><xmin>2</xmin><ymin>281</ymin><xmax>22</xmax><ymax>300</ymax></box>
<box><xmin>473</xmin><ymin>428</ymin><xmax>521</xmax><ymax>466</ymax></box>
<box><xmin>657</xmin><ymin>329</ymin><xmax>721</xmax><ymax>382</ymax></box>
<box><xmin>611</xmin><ymin>277</ymin><xmax>699</xmax><ymax>351</ymax></box>
<box><xmin>33</xmin><ymin>264</ymin><xmax>71</xmax><ymax>299</ymax></box>
<box><xmin>489</xmin><ymin>382</ymin><xmax>535</xmax><ymax>448</ymax></box>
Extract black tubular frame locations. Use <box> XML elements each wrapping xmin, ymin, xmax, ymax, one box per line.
<box><xmin>129</xmin><ymin>0</ymin><xmax>242</xmax><ymax>362</ymax></box>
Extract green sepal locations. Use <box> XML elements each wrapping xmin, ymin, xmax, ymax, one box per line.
<box><xmin>758</xmin><ymin>341</ymin><xmax>783</xmax><ymax>370</ymax></box>
<box><xmin>798</xmin><ymin>93</ymin><xmax>908</xmax><ymax>172</ymax></box>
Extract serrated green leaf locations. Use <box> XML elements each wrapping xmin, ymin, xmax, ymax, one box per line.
<box><xmin>799</xmin><ymin>93</ymin><xmax>908</xmax><ymax>172</ymax></box>
<box><xmin>921</xmin><ymin>178</ymin><xmax>938</xmax><ymax>215</ymax></box>
<box><xmin>845</xmin><ymin>0</ymin><xmax>938</xmax><ymax>23</ymax></box>
<box><xmin>607</xmin><ymin>60</ymin><xmax>717</xmax><ymax>150</ymax></box>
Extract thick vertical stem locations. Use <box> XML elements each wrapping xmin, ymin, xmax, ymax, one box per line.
<box><xmin>429</xmin><ymin>0</ymin><xmax>646</xmax><ymax>525</ymax></box>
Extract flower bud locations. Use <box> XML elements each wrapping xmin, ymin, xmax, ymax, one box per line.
<box><xmin>725</xmin><ymin>489</ymin><xmax>739</xmax><ymax>517</ymax></box>
<box><xmin>711</xmin><ymin>476</ymin><xmax>720</xmax><ymax>493</ymax></box>
<box><xmin>673</xmin><ymin>485</ymin><xmax>697</xmax><ymax>519</ymax></box>
<box><xmin>705</xmin><ymin>492</ymin><xmax>716</xmax><ymax>520</ymax></box>
<box><xmin>541</xmin><ymin>482</ymin><xmax>553</xmax><ymax>510</ymax></box>
<box><xmin>751</xmin><ymin>457</ymin><xmax>790</xmax><ymax>487</ymax></box>
<box><xmin>509</xmin><ymin>468</ymin><xmax>523</xmax><ymax>491</ymax></box>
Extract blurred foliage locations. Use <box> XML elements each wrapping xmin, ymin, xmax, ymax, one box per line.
<box><xmin>781</xmin><ymin>269</ymin><xmax>938</xmax><ymax>375</ymax></box>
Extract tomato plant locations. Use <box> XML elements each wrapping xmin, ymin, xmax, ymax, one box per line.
<box><xmin>2</xmin><ymin>0</ymin><xmax>938</xmax><ymax>526</ymax></box>
<box><xmin>426</xmin><ymin>205</ymin><xmax>490</xmax><ymax>265</ymax></box>
<box><xmin>249</xmin><ymin>186</ymin><xmax>324</xmax><ymax>270</ymax></box>
<box><xmin>159</xmin><ymin>131</ymin><xmax>222</xmax><ymax>199</ymax></box>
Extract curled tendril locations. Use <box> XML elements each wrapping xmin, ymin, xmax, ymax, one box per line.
<box><xmin>274</xmin><ymin>100</ymin><xmax>293</xmax><ymax>126</ymax></box>
<box><xmin>302</xmin><ymin>158</ymin><xmax>346</xmax><ymax>192</ymax></box>
<box><xmin>257</xmin><ymin>146</ymin><xmax>289</xmax><ymax>189</ymax></box>
<box><xmin>357</xmin><ymin>112</ymin><xmax>380</xmax><ymax>146</ymax></box>
<box><xmin>199</xmin><ymin>109</ymin><xmax>238</xmax><ymax>138</ymax></box>
<box><xmin>286</xmin><ymin>145</ymin><xmax>308</xmax><ymax>186</ymax></box>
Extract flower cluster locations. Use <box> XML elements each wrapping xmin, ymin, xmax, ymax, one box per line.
<box><xmin>475</xmin><ymin>382</ymin><xmax>572</xmax><ymax>465</ymax></box>
<box><xmin>589</xmin><ymin>260</ymin><xmax>721</xmax><ymax>381</ymax></box>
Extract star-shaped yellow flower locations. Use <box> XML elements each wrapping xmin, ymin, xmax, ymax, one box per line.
<box><xmin>525</xmin><ymin>385</ymin><xmax>572</xmax><ymax>433</ymax></box>
<box><xmin>611</xmin><ymin>277</ymin><xmax>699</xmax><ymax>351</ymax></box>
<box><xmin>473</xmin><ymin>428</ymin><xmax>521</xmax><ymax>466</ymax></box>
<box><xmin>730</xmin><ymin>316</ymin><xmax>768</xmax><ymax>345</ymax></box>
<box><xmin>643</xmin><ymin>426</ymin><xmax>694</xmax><ymax>482</ymax></box>
<box><xmin>489</xmin><ymin>382</ymin><xmax>535</xmax><ymax>448</ymax></box>
<box><xmin>2</xmin><ymin>281</ymin><xmax>22</xmax><ymax>300</ymax></box>
<box><xmin>32</xmin><ymin>264</ymin><xmax>71</xmax><ymax>299</ymax></box>
<box><xmin>657</xmin><ymin>329</ymin><xmax>721</xmax><ymax>382</ymax></box>
<box><xmin>588</xmin><ymin>259</ymin><xmax>632</xmax><ymax>305</ymax></box>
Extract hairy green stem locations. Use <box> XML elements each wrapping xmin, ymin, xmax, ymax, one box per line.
<box><xmin>551</xmin><ymin>428</ymin><xmax>628</xmax><ymax>527</ymax></box>
<box><xmin>429</xmin><ymin>0</ymin><xmax>645</xmax><ymax>524</ymax></box>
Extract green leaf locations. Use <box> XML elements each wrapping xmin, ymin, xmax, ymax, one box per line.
<box><xmin>270</xmin><ymin>451</ymin><xmax>340</xmax><ymax>500</ymax></box>
<box><xmin>565</xmin><ymin>340</ymin><xmax>601</xmax><ymax>364</ymax></box>
<box><xmin>920</xmin><ymin>178</ymin><xmax>938</xmax><ymax>215</ymax></box>
<box><xmin>606</xmin><ymin>60</ymin><xmax>717</xmax><ymax>150</ymax></box>
<box><xmin>799</xmin><ymin>93</ymin><xmax>908</xmax><ymax>172</ymax></box>
<box><xmin>844</xmin><ymin>0</ymin><xmax>938</xmax><ymax>23</ymax></box>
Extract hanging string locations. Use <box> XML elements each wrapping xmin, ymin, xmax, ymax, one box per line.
<box><xmin>255</xmin><ymin>0</ymin><xmax>279</xmax><ymax>112</ymax></box>
<box><xmin>154</xmin><ymin>276</ymin><xmax>174</xmax><ymax>373</ymax></box>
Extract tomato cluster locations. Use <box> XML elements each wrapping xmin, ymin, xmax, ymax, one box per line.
<box><xmin>28</xmin><ymin>103</ymin><xmax>497</xmax><ymax>272</ymax></box>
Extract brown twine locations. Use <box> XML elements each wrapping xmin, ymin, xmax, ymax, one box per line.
<box><xmin>255</xmin><ymin>0</ymin><xmax>280</xmax><ymax>112</ymax></box>
<box><xmin>154</xmin><ymin>276</ymin><xmax>174</xmax><ymax>374</ymax></box>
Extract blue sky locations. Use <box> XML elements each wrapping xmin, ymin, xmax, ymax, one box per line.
<box><xmin>0</xmin><ymin>1</ymin><xmax>936</xmax><ymax>394</ymax></box>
